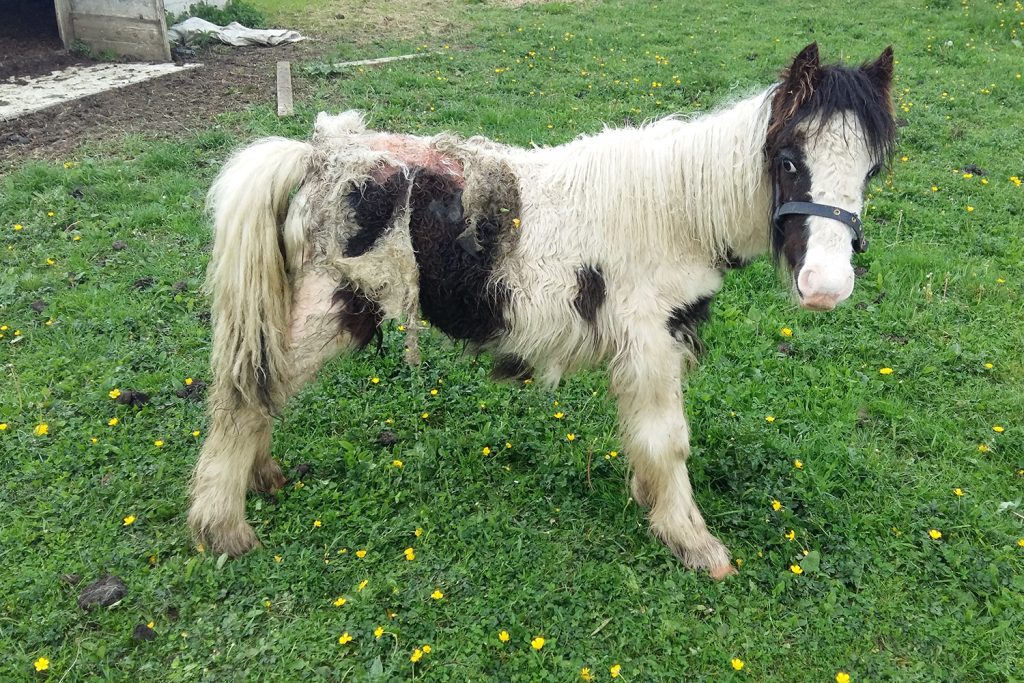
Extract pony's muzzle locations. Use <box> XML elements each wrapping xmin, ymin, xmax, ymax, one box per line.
<box><xmin>796</xmin><ymin>263</ymin><xmax>854</xmax><ymax>311</ymax></box>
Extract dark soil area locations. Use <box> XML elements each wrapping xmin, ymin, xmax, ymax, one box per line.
<box><xmin>1</xmin><ymin>38</ymin><xmax>322</xmax><ymax>169</ymax></box>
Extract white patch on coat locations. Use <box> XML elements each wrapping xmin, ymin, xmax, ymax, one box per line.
<box><xmin>796</xmin><ymin>113</ymin><xmax>875</xmax><ymax>310</ymax></box>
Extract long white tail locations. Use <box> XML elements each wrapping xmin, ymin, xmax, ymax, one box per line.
<box><xmin>206</xmin><ymin>137</ymin><xmax>312</xmax><ymax>413</ymax></box>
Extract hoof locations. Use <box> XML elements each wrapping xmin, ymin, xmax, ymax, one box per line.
<box><xmin>656</xmin><ymin>528</ymin><xmax>732</xmax><ymax>573</ymax></box>
<box><xmin>709</xmin><ymin>564</ymin><xmax>737</xmax><ymax>580</ymax></box>
<box><xmin>191</xmin><ymin>516</ymin><xmax>260</xmax><ymax>558</ymax></box>
<box><xmin>210</xmin><ymin>522</ymin><xmax>260</xmax><ymax>557</ymax></box>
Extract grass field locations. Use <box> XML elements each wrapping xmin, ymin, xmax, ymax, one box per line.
<box><xmin>2</xmin><ymin>0</ymin><xmax>1023</xmax><ymax>680</ymax></box>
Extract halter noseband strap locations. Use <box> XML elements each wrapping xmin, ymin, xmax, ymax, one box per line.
<box><xmin>773</xmin><ymin>201</ymin><xmax>869</xmax><ymax>254</ymax></box>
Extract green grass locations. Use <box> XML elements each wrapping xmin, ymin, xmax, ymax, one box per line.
<box><xmin>3</xmin><ymin>0</ymin><xmax>1024</xmax><ymax>680</ymax></box>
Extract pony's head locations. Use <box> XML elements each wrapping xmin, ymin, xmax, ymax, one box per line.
<box><xmin>766</xmin><ymin>43</ymin><xmax>896</xmax><ymax>311</ymax></box>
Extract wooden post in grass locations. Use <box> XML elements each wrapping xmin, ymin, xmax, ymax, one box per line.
<box><xmin>276</xmin><ymin>61</ymin><xmax>294</xmax><ymax>117</ymax></box>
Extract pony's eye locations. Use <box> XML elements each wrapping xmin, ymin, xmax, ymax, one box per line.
<box><xmin>781</xmin><ymin>159</ymin><xmax>798</xmax><ymax>174</ymax></box>
<box><xmin>866</xmin><ymin>164</ymin><xmax>881</xmax><ymax>180</ymax></box>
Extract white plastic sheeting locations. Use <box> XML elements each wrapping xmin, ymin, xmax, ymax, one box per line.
<box><xmin>167</xmin><ymin>17</ymin><xmax>305</xmax><ymax>47</ymax></box>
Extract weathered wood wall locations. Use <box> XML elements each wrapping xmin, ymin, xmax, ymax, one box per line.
<box><xmin>58</xmin><ymin>0</ymin><xmax>171</xmax><ymax>62</ymax></box>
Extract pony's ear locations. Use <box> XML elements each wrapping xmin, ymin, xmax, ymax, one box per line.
<box><xmin>769</xmin><ymin>43</ymin><xmax>823</xmax><ymax>142</ymax></box>
<box><xmin>782</xmin><ymin>43</ymin><xmax>823</xmax><ymax>103</ymax></box>
<box><xmin>863</xmin><ymin>46</ymin><xmax>894</xmax><ymax>91</ymax></box>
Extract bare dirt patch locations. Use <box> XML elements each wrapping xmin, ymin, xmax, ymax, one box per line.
<box><xmin>0</xmin><ymin>40</ymin><xmax>323</xmax><ymax>168</ymax></box>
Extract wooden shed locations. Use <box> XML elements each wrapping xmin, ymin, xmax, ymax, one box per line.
<box><xmin>0</xmin><ymin>0</ymin><xmax>227</xmax><ymax>65</ymax></box>
<box><xmin>54</xmin><ymin>0</ymin><xmax>171</xmax><ymax>61</ymax></box>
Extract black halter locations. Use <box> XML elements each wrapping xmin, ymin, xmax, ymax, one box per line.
<box><xmin>772</xmin><ymin>200</ymin><xmax>868</xmax><ymax>254</ymax></box>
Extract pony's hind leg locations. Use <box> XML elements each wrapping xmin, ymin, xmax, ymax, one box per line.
<box><xmin>611</xmin><ymin>329</ymin><xmax>734</xmax><ymax>579</ymax></box>
<box><xmin>190</xmin><ymin>268</ymin><xmax>376</xmax><ymax>556</ymax></box>
<box><xmin>189</xmin><ymin>395</ymin><xmax>272</xmax><ymax>556</ymax></box>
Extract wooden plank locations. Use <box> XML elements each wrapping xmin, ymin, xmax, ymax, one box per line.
<box><xmin>276</xmin><ymin>61</ymin><xmax>294</xmax><ymax>117</ymax></box>
<box><xmin>70</xmin><ymin>0</ymin><xmax>163</xmax><ymax>21</ymax></box>
<box><xmin>325</xmin><ymin>53</ymin><xmax>435</xmax><ymax>69</ymax></box>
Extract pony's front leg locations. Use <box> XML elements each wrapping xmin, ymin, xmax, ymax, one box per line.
<box><xmin>611</xmin><ymin>339</ymin><xmax>735</xmax><ymax>579</ymax></box>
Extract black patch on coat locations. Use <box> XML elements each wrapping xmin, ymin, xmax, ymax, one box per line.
<box><xmin>407</xmin><ymin>168</ymin><xmax>518</xmax><ymax>344</ymax></box>
<box><xmin>334</xmin><ymin>286</ymin><xmax>384</xmax><ymax>349</ymax></box>
<box><xmin>666</xmin><ymin>295</ymin><xmax>714</xmax><ymax>356</ymax></box>
<box><xmin>769</xmin><ymin>146</ymin><xmax>812</xmax><ymax>275</ymax></box>
<box><xmin>491</xmin><ymin>354</ymin><xmax>533</xmax><ymax>381</ymax></box>
<box><xmin>344</xmin><ymin>173</ymin><xmax>410</xmax><ymax>257</ymax></box>
<box><xmin>573</xmin><ymin>264</ymin><xmax>606</xmax><ymax>324</ymax></box>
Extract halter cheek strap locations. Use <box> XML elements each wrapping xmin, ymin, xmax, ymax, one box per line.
<box><xmin>773</xmin><ymin>201</ymin><xmax>868</xmax><ymax>254</ymax></box>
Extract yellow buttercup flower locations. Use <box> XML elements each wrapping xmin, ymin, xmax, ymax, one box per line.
<box><xmin>34</xmin><ymin>423</ymin><xmax>49</xmax><ymax>436</ymax></box>
<box><xmin>610</xmin><ymin>663</ymin><xmax>622</xmax><ymax>677</ymax></box>
<box><xmin>790</xmin><ymin>564</ymin><xmax>803</xmax><ymax>575</ymax></box>
<box><xmin>836</xmin><ymin>672</ymin><xmax>851</xmax><ymax>683</ymax></box>
<box><xmin>531</xmin><ymin>636</ymin><xmax>545</xmax><ymax>650</ymax></box>
<box><xmin>879</xmin><ymin>367</ymin><xmax>893</xmax><ymax>375</ymax></box>
<box><xmin>109</xmin><ymin>388</ymin><xmax>121</xmax><ymax>399</ymax></box>
<box><xmin>928</xmin><ymin>529</ymin><xmax>942</xmax><ymax>540</ymax></box>
<box><xmin>338</xmin><ymin>632</ymin><xmax>353</xmax><ymax>644</ymax></box>
<box><xmin>430</xmin><ymin>589</ymin><xmax>443</xmax><ymax>600</ymax></box>
<box><xmin>34</xmin><ymin>657</ymin><xmax>49</xmax><ymax>672</ymax></box>
<box><xmin>498</xmin><ymin>630</ymin><xmax>510</xmax><ymax>642</ymax></box>
<box><xmin>123</xmin><ymin>515</ymin><xmax>136</xmax><ymax>526</ymax></box>
<box><xmin>731</xmin><ymin>658</ymin><xmax>745</xmax><ymax>671</ymax></box>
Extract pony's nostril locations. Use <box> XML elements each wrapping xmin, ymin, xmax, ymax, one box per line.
<box><xmin>797</xmin><ymin>267</ymin><xmax>819</xmax><ymax>294</ymax></box>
